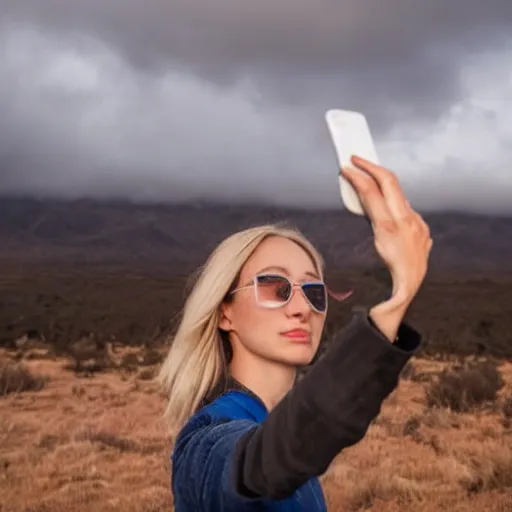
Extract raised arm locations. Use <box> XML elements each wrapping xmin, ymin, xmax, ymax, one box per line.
<box><xmin>232</xmin><ymin>308</ymin><xmax>421</xmax><ymax>499</ymax></box>
<box><xmin>234</xmin><ymin>156</ymin><xmax>433</xmax><ymax>499</ymax></box>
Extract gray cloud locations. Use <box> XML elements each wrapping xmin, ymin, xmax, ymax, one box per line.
<box><xmin>0</xmin><ymin>2</ymin><xmax>511</xmax><ymax>213</ymax></box>
<box><xmin>2</xmin><ymin>1</ymin><xmax>512</xmax><ymax>123</ymax></box>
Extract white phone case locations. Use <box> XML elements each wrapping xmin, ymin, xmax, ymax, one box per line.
<box><xmin>325</xmin><ymin>109</ymin><xmax>379</xmax><ymax>216</ymax></box>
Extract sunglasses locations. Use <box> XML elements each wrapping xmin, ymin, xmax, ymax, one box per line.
<box><xmin>230</xmin><ymin>273</ymin><xmax>329</xmax><ymax>313</ymax></box>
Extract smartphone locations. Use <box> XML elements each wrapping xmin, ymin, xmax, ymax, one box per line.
<box><xmin>325</xmin><ymin>109</ymin><xmax>379</xmax><ymax>216</ymax></box>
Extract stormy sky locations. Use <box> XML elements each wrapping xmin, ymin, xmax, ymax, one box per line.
<box><xmin>1</xmin><ymin>2</ymin><xmax>512</xmax><ymax>213</ymax></box>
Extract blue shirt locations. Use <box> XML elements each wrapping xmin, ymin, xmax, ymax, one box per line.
<box><xmin>171</xmin><ymin>389</ymin><xmax>327</xmax><ymax>511</ymax></box>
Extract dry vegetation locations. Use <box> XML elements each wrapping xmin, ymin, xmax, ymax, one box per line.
<box><xmin>1</xmin><ymin>264</ymin><xmax>511</xmax><ymax>510</ymax></box>
<box><xmin>1</xmin><ymin>263</ymin><xmax>512</xmax><ymax>360</ymax></box>
<box><xmin>0</xmin><ymin>349</ymin><xmax>172</xmax><ymax>512</ymax></box>
<box><xmin>1</xmin><ymin>348</ymin><xmax>511</xmax><ymax>511</ymax></box>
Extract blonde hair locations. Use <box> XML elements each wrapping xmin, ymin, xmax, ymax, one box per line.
<box><xmin>156</xmin><ymin>223</ymin><xmax>324</xmax><ymax>432</ymax></box>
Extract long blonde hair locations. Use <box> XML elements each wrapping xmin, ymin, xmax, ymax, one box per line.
<box><xmin>156</xmin><ymin>223</ymin><xmax>325</xmax><ymax>432</ymax></box>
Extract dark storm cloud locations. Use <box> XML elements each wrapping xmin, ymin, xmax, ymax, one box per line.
<box><xmin>0</xmin><ymin>2</ymin><xmax>511</xmax><ymax>213</ymax></box>
<box><xmin>3</xmin><ymin>1</ymin><xmax>512</xmax><ymax>123</ymax></box>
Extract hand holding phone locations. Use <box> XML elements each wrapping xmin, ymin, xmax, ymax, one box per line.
<box><xmin>324</xmin><ymin>112</ymin><xmax>433</xmax><ymax>341</ymax></box>
<box><xmin>325</xmin><ymin>109</ymin><xmax>380</xmax><ymax>216</ymax></box>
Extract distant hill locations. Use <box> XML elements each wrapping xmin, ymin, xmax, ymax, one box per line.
<box><xmin>1</xmin><ymin>197</ymin><xmax>511</xmax><ymax>358</ymax></box>
<box><xmin>1</xmin><ymin>197</ymin><xmax>511</xmax><ymax>273</ymax></box>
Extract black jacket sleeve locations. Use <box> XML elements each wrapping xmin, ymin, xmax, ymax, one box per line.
<box><xmin>232</xmin><ymin>308</ymin><xmax>422</xmax><ymax>500</ymax></box>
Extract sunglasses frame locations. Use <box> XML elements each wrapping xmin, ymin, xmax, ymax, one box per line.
<box><xmin>230</xmin><ymin>273</ymin><xmax>328</xmax><ymax>313</ymax></box>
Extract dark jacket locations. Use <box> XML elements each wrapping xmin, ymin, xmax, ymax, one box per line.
<box><xmin>171</xmin><ymin>308</ymin><xmax>422</xmax><ymax>511</ymax></box>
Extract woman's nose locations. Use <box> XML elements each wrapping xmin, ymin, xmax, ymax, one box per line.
<box><xmin>285</xmin><ymin>286</ymin><xmax>311</xmax><ymax>317</ymax></box>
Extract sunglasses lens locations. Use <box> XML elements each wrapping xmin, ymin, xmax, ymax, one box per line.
<box><xmin>256</xmin><ymin>275</ymin><xmax>291</xmax><ymax>307</ymax></box>
<box><xmin>255</xmin><ymin>275</ymin><xmax>327</xmax><ymax>312</ymax></box>
<box><xmin>302</xmin><ymin>283</ymin><xmax>327</xmax><ymax>312</ymax></box>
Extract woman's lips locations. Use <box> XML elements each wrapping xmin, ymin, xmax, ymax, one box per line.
<box><xmin>281</xmin><ymin>329</ymin><xmax>311</xmax><ymax>343</ymax></box>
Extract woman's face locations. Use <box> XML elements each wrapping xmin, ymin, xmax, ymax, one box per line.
<box><xmin>219</xmin><ymin>236</ymin><xmax>327</xmax><ymax>368</ymax></box>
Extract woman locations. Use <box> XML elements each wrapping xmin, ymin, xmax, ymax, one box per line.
<box><xmin>158</xmin><ymin>156</ymin><xmax>433</xmax><ymax>511</ymax></box>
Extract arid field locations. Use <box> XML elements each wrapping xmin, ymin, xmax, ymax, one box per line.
<box><xmin>1</xmin><ymin>347</ymin><xmax>511</xmax><ymax>512</ymax></box>
<box><xmin>1</xmin><ymin>202</ymin><xmax>512</xmax><ymax>511</ymax></box>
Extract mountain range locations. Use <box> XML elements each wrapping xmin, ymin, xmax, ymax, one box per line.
<box><xmin>1</xmin><ymin>197</ymin><xmax>511</xmax><ymax>274</ymax></box>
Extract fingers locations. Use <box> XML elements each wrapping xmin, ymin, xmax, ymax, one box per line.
<box><xmin>415</xmin><ymin>210</ymin><xmax>431</xmax><ymax>238</ymax></box>
<box><xmin>341</xmin><ymin>166</ymin><xmax>393</xmax><ymax>228</ymax></box>
<box><xmin>411</xmin><ymin>210</ymin><xmax>433</xmax><ymax>253</ymax></box>
<box><xmin>342</xmin><ymin>157</ymin><xmax>433</xmax><ymax>311</ymax></box>
<box><xmin>342</xmin><ymin>156</ymin><xmax>433</xmax><ymax>251</ymax></box>
<box><xmin>350</xmin><ymin>155</ymin><xmax>411</xmax><ymax>221</ymax></box>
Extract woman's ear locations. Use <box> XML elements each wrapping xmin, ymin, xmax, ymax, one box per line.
<box><xmin>218</xmin><ymin>302</ymin><xmax>233</xmax><ymax>332</ymax></box>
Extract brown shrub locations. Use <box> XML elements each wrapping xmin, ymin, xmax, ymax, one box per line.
<box><xmin>421</xmin><ymin>409</ymin><xmax>461</xmax><ymax>429</ymax></box>
<box><xmin>456</xmin><ymin>441</ymin><xmax>512</xmax><ymax>493</ymax></box>
<box><xmin>64</xmin><ymin>348</ymin><xmax>108</xmax><ymax>375</ymax></box>
<box><xmin>400</xmin><ymin>361</ymin><xmax>417</xmax><ymax>380</ymax></box>
<box><xmin>140</xmin><ymin>348</ymin><xmax>163</xmax><ymax>366</ymax></box>
<box><xmin>403</xmin><ymin>416</ymin><xmax>421</xmax><ymax>437</ymax></box>
<box><xmin>502</xmin><ymin>396</ymin><xmax>512</xmax><ymax>419</ymax></box>
<box><xmin>138</xmin><ymin>367</ymin><xmax>156</xmax><ymax>381</ymax></box>
<box><xmin>410</xmin><ymin>371</ymin><xmax>436</xmax><ymax>383</ymax></box>
<box><xmin>0</xmin><ymin>360</ymin><xmax>47</xmax><ymax>395</ymax></box>
<box><xmin>345</xmin><ymin>472</ymin><xmax>426</xmax><ymax>510</ymax></box>
<box><xmin>120</xmin><ymin>353</ymin><xmax>141</xmax><ymax>371</ymax></box>
<box><xmin>75</xmin><ymin>428</ymin><xmax>162</xmax><ymax>455</ymax></box>
<box><xmin>425</xmin><ymin>360</ymin><xmax>504</xmax><ymax>412</ymax></box>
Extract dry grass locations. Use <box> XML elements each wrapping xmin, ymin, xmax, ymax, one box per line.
<box><xmin>0</xmin><ymin>360</ymin><xmax>48</xmax><ymax>395</ymax></box>
<box><xmin>0</xmin><ymin>350</ymin><xmax>173</xmax><ymax>512</ymax></box>
<box><xmin>0</xmin><ymin>351</ymin><xmax>511</xmax><ymax>511</ymax></box>
<box><xmin>321</xmin><ymin>358</ymin><xmax>512</xmax><ymax>511</ymax></box>
<box><xmin>425</xmin><ymin>359</ymin><xmax>505</xmax><ymax>412</ymax></box>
